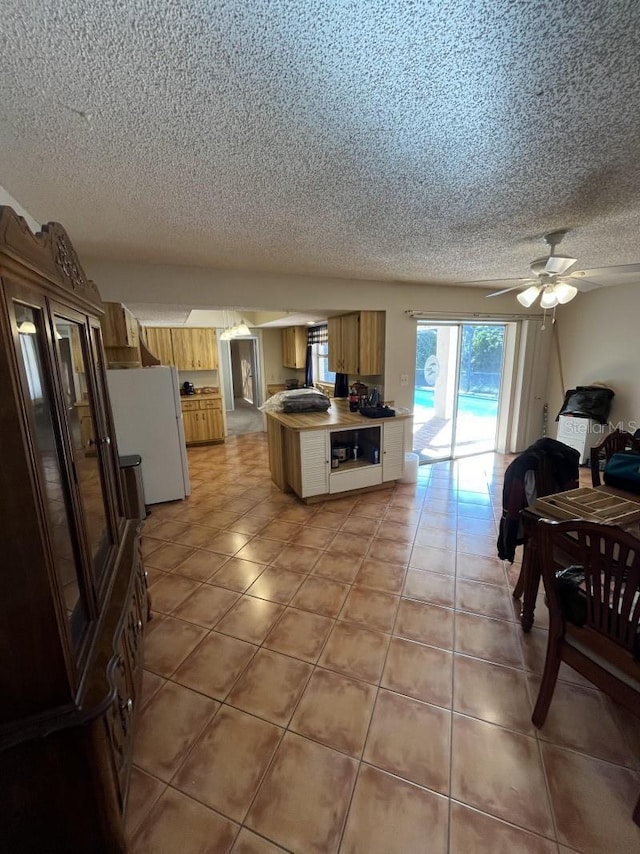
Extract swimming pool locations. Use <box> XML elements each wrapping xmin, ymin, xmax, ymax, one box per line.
<box><xmin>414</xmin><ymin>387</ymin><xmax>498</xmax><ymax>418</ymax></box>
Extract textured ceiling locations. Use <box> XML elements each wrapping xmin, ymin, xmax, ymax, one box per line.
<box><xmin>1</xmin><ymin>1</ymin><xmax>639</xmax><ymax>287</ymax></box>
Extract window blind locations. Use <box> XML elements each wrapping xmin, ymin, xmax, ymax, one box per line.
<box><xmin>307</xmin><ymin>324</ymin><xmax>328</xmax><ymax>345</ymax></box>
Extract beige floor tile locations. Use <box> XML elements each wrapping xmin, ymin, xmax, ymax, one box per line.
<box><xmin>341</xmin><ymin>764</ymin><xmax>449</xmax><ymax>854</ymax></box>
<box><xmin>131</xmin><ymin>787</ymin><xmax>238</xmax><ymax>854</ymax></box>
<box><xmin>409</xmin><ymin>544</ymin><xmax>456</xmax><ymax>575</ymax></box>
<box><xmin>209</xmin><ymin>557</ymin><xmax>267</xmax><ymax>592</ymax></box>
<box><xmin>454</xmin><ymin>611</ymin><xmax>523</xmax><ymax>668</ymax></box>
<box><xmin>528</xmin><ymin>675</ymin><xmax>635</xmax><ymax>766</ymax></box>
<box><xmin>143</xmin><ymin>616</ymin><xmax>208</xmax><ymax>677</ymax></box>
<box><xmin>145</xmin><ymin>542</ymin><xmax>196</xmax><ymax>571</ymax></box>
<box><xmin>227</xmin><ymin>648</ymin><xmax>312</xmax><ymax>726</ymax></box>
<box><xmin>140</xmin><ymin>669</ymin><xmax>166</xmax><ymax>711</ymax></box>
<box><xmin>231</xmin><ymin>828</ymin><xmax>287</xmax><ymax>853</ymax></box>
<box><xmin>394</xmin><ymin>598</ymin><xmax>454</xmax><ymax>649</ymax></box>
<box><xmin>246</xmin><ymin>732</ymin><xmax>358</xmax><ymax>854</ymax></box>
<box><xmin>353</xmin><ymin>558</ymin><xmax>406</xmax><ymax>594</ymax></box>
<box><xmin>339</xmin><ymin>587</ymin><xmax>400</xmax><ymax>633</ymax></box>
<box><xmin>235</xmin><ymin>537</ymin><xmax>285</xmax><ymax>564</ymax></box>
<box><xmin>171</xmin><ymin>548</ymin><xmax>229</xmax><ymax>581</ymax></box>
<box><xmin>366</xmin><ymin>538</ymin><xmax>412</xmax><ymax>565</ymax></box>
<box><xmin>172</xmin><ymin>584</ymin><xmax>240</xmax><ymax>628</ymax></box>
<box><xmin>215</xmin><ymin>596</ymin><xmax>284</xmax><ymax>644</ymax></box>
<box><xmin>259</xmin><ymin>519</ymin><xmax>302</xmax><ymax>542</ymax></box>
<box><xmin>326</xmin><ymin>533</ymin><xmax>373</xmax><ymax>558</ymax></box>
<box><xmin>319</xmin><ymin>621</ymin><xmax>390</xmax><ymax>684</ymax></box>
<box><xmin>292</xmin><ymin>525</ymin><xmax>336</xmax><ymax>549</ymax></box>
<box><xmin>449</xmin><ymin>802</ymin><xmax>557</xmax><ymax>854</ymax></box>
<box><xmin>542</xmin><ymin>742</ymin><xmax>640</xmax><ymax>852</ymax></box>
<box><xmin>271</xmin><ymin>543</ymin><xmax>322</xmax><ymax>573</ymax></box>
<box><xmin>203</xmin><ymin>530</ymin><xmax>253</xmax><ymax>556</ymax></box>
<box><xmin>290</xmin><ymin>576</ymin><xmax>350</xmax><ymax>618</ymax></box>
<box><xmin>173</xmin><ymin>631</ymin><xmax>257</xmax><ymax>699</ymax></box>
<box><xmin>455</xmin><ymin>578</ymin><xmax>515</xmax><ymax>621</ymax></box>
<box><xmin>340</xmin><ymin>515</ymin><xmax>380</xmax><ymax>536</ymax></box>
<box><xmin>245</xmin><ymin>566</ymin><xmax>305</xmax><ymax>604</ymax></box>
<box><xmin>402</xmin><ymin>568</ymin><xmax>455</xmax><ymax>607</ymax></box>
<box><xmin>144</xmin><ymin>520</ymin><xmax>191</xmax><ymax>543</ymax></box>
<box><xmin>132</xmin><ymin>682</ymin><xmax>218</xmax><ymax>782</ymax></box>
<box><xmin>311</xmin><ymin>552</ymin><xmax>363</xmax><ymax>584</ymax></box>
<box><xmin>171</xmin><ymin>523</ymin><xmax>225</xmax><ymax>549</ymax></box>
<box><xmin>307</xmin><ymin>508</ymin><xmax>346</xmax><ymax>530</ymax></box>
<box><xmin>263</xmin><ymin>606</ymin><xmax>334</xmax><ymax>663</ymax></box>
<box><xmin>382</xmin><ymin>637</ymin><xmax>453</xmax><ymax>708</ymax></box>
<box><xmin>413</xmin><ymin>526</ymin><xmax>457</xmax><ymax>550</ymax></box>
<box><xmin>456</xmin><ymin>553</ymin><xmax>507</xmax><ymax>585</ymax></box>
<box><xmin>457</xmin><ymin>531</ymin><xmax>498</xmax><ymax>558</ymax></box>
<box><xmin>289</xmin><ymin>668</ymin><xmax>377</xmax><ymax>756</ymax></box>
<box><xmin>148</xmin><ymin>574</ymin><xmax>202</xmax><ymax>615</ymax></box>
<box><xmin>363</xmin><ymin>689</ymin><xmax>451</xmax><ymax>794</ymax></box>
<box><xmin>228</xmin><ymin>516</ymin><xmax>269</xmax><ymax>536</ymax></box>
<box><xmin>451</xmin><ymin>713</ymin><xmax>554</xmax><ymax>837</ymax></box>
<box><xmin>453</xmin><ymin>655</ymin><xmax>534</xmax><ymax>734</ymax></box>
<box><xmin>173</xmin><ymin>705</ymin><xmax>282</xmax><ymax>822</ymax></box>
<box><xmin>125</xmin><ymin>768</ymin><xmax>166</xmax><ymax>838</ymax></box>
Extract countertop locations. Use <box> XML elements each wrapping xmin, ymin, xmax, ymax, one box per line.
<box><xmin>179</xmin><ymin>392</ymin><xmax>222</xmax><ymax>401</ymax></box>
<box><xmin>265</xmin><ymin>398</ymin><xmax>410</xmax><ymax>431</ymax></box>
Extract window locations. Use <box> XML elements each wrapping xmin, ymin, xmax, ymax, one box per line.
<box><xmin>313</xmin><ymin>341</ymin><xmax>335</xmax><ymax>383</ymax></box>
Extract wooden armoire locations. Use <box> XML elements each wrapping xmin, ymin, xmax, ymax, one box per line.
<box><xmin>0</xmin><ymin>207</ymin><xmax>148</xmax><ymax>852</ymax></box>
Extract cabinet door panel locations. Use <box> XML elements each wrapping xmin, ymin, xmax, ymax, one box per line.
<box><xmin>382</xmin><ymin>420</ymin><xmax>405</xmax><ymax>481</ymax></box>
<box><xmin>340</xmin><ymin>314</ymin><xmax>360</xmax><ymax>374</ymax></box>
<box><xmin>300</xmin><ymin>430</ymin><xmax>329</xmax><ymax>497</ymax></box>
<box><xmin>359</xmin><ymin>311</ymin><xmax>384</xmax><ymax>375</ymax></box>
<box><xmin>169</xmin><ymin>328</ymin><xmax>196</xmax><ymax>370</ymax></box>
<box><xmin>327</xmin><ymin>317</ymin><xmax>342</xmax><ymax>372</ymax></box>
<box><xmin>144</xmin><ymin>327</ymin><xmax>174</xmax><ymax>365</ymax></box>
<box><xmin>182</xmin><ymin>410</ymin><xmax>200</xmax><ymax>443</ymax></box>
<box><xmin>191</xmin><ymin>328</ymin><xmax>218</xmax><ymax>369</ymax></box>
<box><xmin>201</xmin><ymin>407</ymin><xmax>224</xmax><ymax>441</ymax></box>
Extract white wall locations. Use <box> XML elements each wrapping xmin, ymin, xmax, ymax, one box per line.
<box><xmin>546</xmin><ymin>282</ymin><xmax>640</xmax><ymax>433</ymax></box>
<box><xmin>0</xmin><ymin>186</ymin><xmax>40</xmax><ymax>233</ymax></box>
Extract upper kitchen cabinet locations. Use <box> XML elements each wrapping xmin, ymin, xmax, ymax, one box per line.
<box><xmin>143</xmin><ymin>326</ymin><xmax>174</xmax><ymax>365</ymax></box>
<box><xmin>143</xmin><ymin>326</ymin><xmax>218</xmax><ymax>370</ymax></box>
<box><xmin>101</xmin><ymin>302</ymin><xmax>138</xmax><ymax>348</ymax></box>
<box><xmin>328</xmin><ymin>311</ymin><xmax>385</xmax><ymax>375</ymax></box>
<box><xmin>171</xmin><ymin>327</ymin><xmax>218</xmax><ymax>370</ymax></box>
<box><xmin>282</xmin><ymin>326</ymin><xmax>307</xmax><ymax>369</ymax></box>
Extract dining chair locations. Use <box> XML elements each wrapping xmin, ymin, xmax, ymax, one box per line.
<box><xmin>590</xmin><ymin>429</ymin><xmax>640</xmax><ymax>486</ymax></box>
<box><xmin>534</xmin><ymin>517</ymin><xmax>640</xmax><ymax>825</ymax></box>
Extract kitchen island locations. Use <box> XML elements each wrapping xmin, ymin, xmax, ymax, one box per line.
<box><xmin>266</xmin><ymin>399</ymin><xmax>411</xmax><ymax>501</ymax></box>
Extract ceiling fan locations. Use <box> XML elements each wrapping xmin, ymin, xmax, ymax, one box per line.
<box><xmin>485</xmin><ymin>230</ymin><xmax>640</xmax><ymax>309</ymax></box>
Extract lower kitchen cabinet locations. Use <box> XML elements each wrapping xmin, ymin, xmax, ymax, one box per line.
<box><xmin>181</xmin><ymin>395</ymin><xmax>224</xmax><ymax>444</ymax></box>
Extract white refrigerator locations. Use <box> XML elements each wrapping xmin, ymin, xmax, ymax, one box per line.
<box><xmin>107</xmin><ymin>366</ymin><xmax>191</xmax><ymax>504</ymax></box>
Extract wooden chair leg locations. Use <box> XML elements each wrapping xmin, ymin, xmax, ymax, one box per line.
<box><xmin>633</xmin><ymin>792</ymin><xmax>640</xmax><ymax>828</ymax></box>
<box><xmin>512</xmin><ymin>563</ymin><xmax>525</xmax><ymax>600</ymax></box>
<box><xmin>532</xmin><ymin>637</ymin><xmax>563</xmax><ymax>728</ymax></box>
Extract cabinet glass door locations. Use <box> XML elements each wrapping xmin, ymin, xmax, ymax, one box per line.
<box><xmin>13</xmin><ymin>303</ymin><xmax>90</xmax><ymax>650</ymax></box>
<box><xmin>54</xmin><ymin>315</ymin><xmax>115</xmax><ymax>583</ymax></box>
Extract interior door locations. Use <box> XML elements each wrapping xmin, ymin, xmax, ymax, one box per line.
<box><xmin>413</xmin><ymin>322</ymin><xmax>505</xmax><ymax>462</ymax></box>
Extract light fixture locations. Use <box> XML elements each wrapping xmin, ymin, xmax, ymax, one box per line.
<box><xmin>18</xmin><ymin>320</ymin><xmax>37</xmax><ymax>334</ymax></box>
<box><xmin>55</xmin><ymin>328</ymin><xmax>63</xmax><ymax>340</ymax></box>
<box><xmin>235</xmin><ymin>322</ymin><xmax>251</xmax><ymax>336</ymax></box>
<box><xmin>516</xmin><ymin>285</ymin><xmax>541</xmax><ymax>308</ymax></box>
<box><xmin>540</xmin><ymin>285</ymin><xmax>560</xmax><ymax>309</ymax></box>
<box><xmin>553</xmin><ymin>282</ymin><xmax>578</xmax><ymax>304</ymax></box>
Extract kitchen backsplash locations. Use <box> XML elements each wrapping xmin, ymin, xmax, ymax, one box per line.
<box><xmin>178</xmin><ymin>369</ymin><xmax>219</xmax><ymax>390</ymax></box>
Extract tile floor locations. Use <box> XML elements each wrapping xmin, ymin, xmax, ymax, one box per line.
<box><xmin>128</xmin><ymin>434</ymin><xmax>640</xmax><ymax>854</ymax></box>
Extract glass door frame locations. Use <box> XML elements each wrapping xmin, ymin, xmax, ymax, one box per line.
<box><xmin>413</xmin><ymin>320</ymin><xmax>507</xmax><ymax>462</ymax></box>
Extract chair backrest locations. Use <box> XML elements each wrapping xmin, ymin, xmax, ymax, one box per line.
<box><xmin>590</xmin><ymin>429</ymin><xmax>640</xmax><ymax>486</ymax></box>
<box><xmin>538</xmin><ymin>518</ymin><xmax>640</xmax><ymax>651</ymax></box>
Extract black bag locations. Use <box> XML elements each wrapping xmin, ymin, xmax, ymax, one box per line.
<box><xmin>556</xmin><ymin>386</ymin><xmax>614</xmax><ymax>424</ymax></box>
<box><xmin>603</xmin><ymin>452</ymin><xmax>640</xmax><ymax>494</ymax></box>
<box><xmin>555</xmin><ymin>565</ymin><xmax>587</xmax><ymax>625</ymax></box>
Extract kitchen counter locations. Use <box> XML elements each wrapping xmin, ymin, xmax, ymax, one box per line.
<box><xmin>266</xmin><ymin>399</ymin><xmax>410</xmax><ymax>502</ymax></box>
<box><xmin>179</xmin><ymin>391</ymin><xmax>222</xmax><ymax>401</ymax></box>
<box><xmin>265</xmin><ymin>398</ymin><xmax>410</xmax><ymax>430</ymax></box>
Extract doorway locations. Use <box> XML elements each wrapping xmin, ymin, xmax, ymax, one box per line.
<box><xmin>225</xmin><ymin>338</ymin><xmax>265</xmax><ymax>436</ymax></box>
<box><xmin>412</xmin><ymin>322</ymin><xmax>506</xmax><ymax>462</ymax></box>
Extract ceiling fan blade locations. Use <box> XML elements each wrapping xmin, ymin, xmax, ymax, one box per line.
<box><xmin>485</xmin><ymin>280</ymin><xmax>537</xmax><ymax>298</ymax></box>
<box><xmin>567</xmin><ymin>263</ymin><xmax>640</xmax><ymax>289</ymax></box>
<box><xmin>545</xmin><ymin>255</ymin><xmax>577</xmax><ymax>275</ymax></box>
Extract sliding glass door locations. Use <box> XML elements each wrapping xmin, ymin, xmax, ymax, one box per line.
<box><xmin>412</xmin><ymin>322</ymin><xmax>505</xmax><ymax>462</ymax></box>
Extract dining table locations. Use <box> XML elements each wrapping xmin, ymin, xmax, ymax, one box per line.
<box><xmin>514</xmin><ymin>483</ymin><xmax>640</xmax><ymax>631</ymax></box>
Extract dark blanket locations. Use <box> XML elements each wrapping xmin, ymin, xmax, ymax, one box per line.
<box><xmin>497</xmin><ymin>438</ymin><xmax>580</xmax><ymax>562</ymax></box>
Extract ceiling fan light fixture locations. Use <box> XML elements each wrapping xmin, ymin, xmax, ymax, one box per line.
<box><xmin>540</xmin><ymin>286</ymin><xmax>560</xmax><ymax>309</ymax></box>
<box><xmin>554</xmin><ymin>282</ymin><xmax>578</xmax><ymax>304</ymax></box>
<box><xmin>517</xmin><ymin>285</ymin><xmax>541</xmax><ymax>307</ymax></box>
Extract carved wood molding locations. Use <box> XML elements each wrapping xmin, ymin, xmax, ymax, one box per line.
<box><xmin>0</xmin><ymin>206</ymin><xmax>101</xmax><ymax>307</ymax></box>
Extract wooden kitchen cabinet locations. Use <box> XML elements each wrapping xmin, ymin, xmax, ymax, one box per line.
<box><xmin>143</xmin><ymin>326</ymin><xmax>175</xmax><ymax>365</ymax></box>
<box><xmin>143</xmin><ymin>326</ymin><xmax>218</xmax><ymax>370</ymax></box>
<box><xmin>181</xmin><ymin>395</ymin><xmax>224</xmax><ymax>444</ymax></box>
<box><xmin>282</xmin><ymin>326</ymin><xmax>307</xmax><ymax>369</ymax></box>
<box><xmin>328</xmin><ymin>311</ymin><xmax>384</xmax><ymax>375</ymax></box>
<box><xmin>101</xmin><ymin>302</ymin><xmax>138</xmax><ymax>348</ymax></box>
